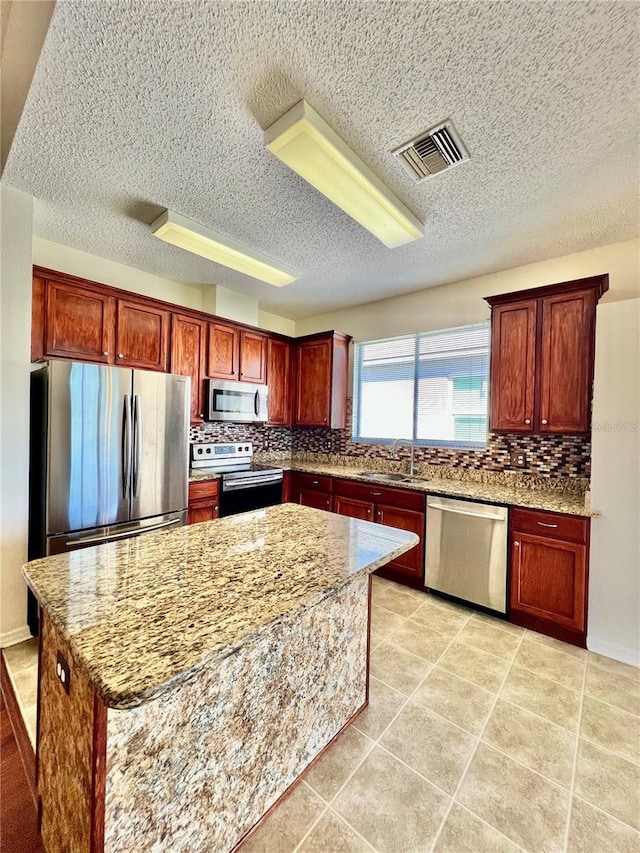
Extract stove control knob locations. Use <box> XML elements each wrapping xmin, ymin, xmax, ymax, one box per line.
<box><xmin>206</xmin><ymin>448</ymin><xmax>211</xmax><ymax>454</ymax></box>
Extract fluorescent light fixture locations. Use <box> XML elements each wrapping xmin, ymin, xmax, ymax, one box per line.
<box><xmin>264</xmin><ymin>100</ymin><xmax>424</xmax><ymax>248</ymax></box>
<box><xmin>150</xmin><ymin>210</ymin><xmax>297</xmax><ymax>287</ymax></box>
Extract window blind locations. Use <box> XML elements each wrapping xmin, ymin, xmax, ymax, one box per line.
<box><xmin>352</xmin><ymin>322</ymin><xmax>490</xmax><ymax>448</ymax></box>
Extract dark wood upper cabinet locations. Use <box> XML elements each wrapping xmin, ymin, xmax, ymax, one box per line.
<box><xmin>489</xmin><ymin>300</ymin><xmax>537</xmax><ymax>432</ymax></box>
<box><xmin>240</xmin><ymin>330</ymin><xmax>267</xmax><ymax>384</ymax></box>
<box><xmin>294</xmin><ymin>331</ymin><xmax>351</xmax><ymax>428</ymax></box>
<box><xmin>539</xmin><ymin>289</ymin><xmax>596</xmax><ymax>433</ymax></box>
<box><xmin>208</xmin><ymin>322</ymin><xmax>240</xmax><ymax>380</ymax></box>
<box><xmin>266</xmin><ymin>338</ymin><xmax>292</xmax><ymax>426</ymax></box>
<box><xmin>485</xmin><ymin>275</ymin><xmax>608</xmax><ymax>434</ymax></box>
<box><xmin>116</xmin><ymin>300</ymin><xmax>170</xmax><ymax>371</ymax></box>
<box><xmin>42</xmin><ymin>279</ymin><xmax>115</xmax><ymax>363</ymax></box>
<box><xmin>171</xmin><ymin>314</ymin><xmax>207</xmax><ymax>422</ymax></box>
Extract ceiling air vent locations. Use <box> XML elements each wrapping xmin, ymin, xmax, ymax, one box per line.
<box><xmin>392</xmin><ymin>121</ymin><xmax>469</xmax><ymax>183</ymax></box>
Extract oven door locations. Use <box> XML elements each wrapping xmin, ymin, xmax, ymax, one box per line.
<box><xmin>219</xmin><ymin>474</ymin><xmax>283</xmax><ymax>517</ymax></box>
<box><xmin>206</xmin><ymin>379</ymin><xmax>268</xmax><ymax>423</ymax></box>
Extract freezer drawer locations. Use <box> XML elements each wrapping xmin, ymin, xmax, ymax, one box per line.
<box><xmin>425</xmin><ymin>496</ymin><xmax>508</xmax><ymax>613</ymax></box>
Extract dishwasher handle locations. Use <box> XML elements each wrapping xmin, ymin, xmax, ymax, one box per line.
<box><xmin>427</xmin><ymin>501</ymin><xmax>507</xmax><ymax>522</ymax></box>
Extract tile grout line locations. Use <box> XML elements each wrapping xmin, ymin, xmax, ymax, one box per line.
<box><xmin>335</xmin><ymin>598</ymin><xmax>471</xmax><ymax>851</ymax></box>
<box><xmin>561</xmin><ymin>647</ymin><xmax>589</xmax><ymax>852</ymax></box>
<box><xmin>570</xmin><ymin>791</ymin><xmax>640</xmax><ymax>836</ymax></box>
<box><xmin>292</xmin><ymin>782</ymin><xmax>378</xmax><ymax>853</ymax></box>
<box><xmin>428</xmin><ymin>624</ymin><xmax>527</xmax><ymax>853</ymax></box>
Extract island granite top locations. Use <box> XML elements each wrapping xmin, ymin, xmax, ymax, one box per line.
<box><xmin>22</xmin><ymin>504</ymin><xmax>418</xmax><ymax>711</ymax></box>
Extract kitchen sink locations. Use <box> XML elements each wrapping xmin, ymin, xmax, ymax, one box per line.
<box><xmin>360</xmin><ymin>472</ymin><xmax>412</xmax><ymax>483</ymax></box>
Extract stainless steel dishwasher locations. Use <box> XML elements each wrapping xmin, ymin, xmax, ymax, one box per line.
<box><xmin>425</xmin><ymin>496</ymin><xmax>508</xmax><ymax>613</ymax></box>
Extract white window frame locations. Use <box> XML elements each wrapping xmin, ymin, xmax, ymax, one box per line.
<box><xmin>351</xmin><ymin>322</ymin><xmax>490</xmax><ymax>450</ymax></box>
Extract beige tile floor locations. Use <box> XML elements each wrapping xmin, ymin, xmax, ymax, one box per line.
<box><xmin>244</xmin><ymin>577</ymin><xmax>640</xmax><ymax>853</ymax></box>
<box><xmin>3</xmin><ymin>582</ymin><xmax>639</xmax><ymax>852</ymax></box>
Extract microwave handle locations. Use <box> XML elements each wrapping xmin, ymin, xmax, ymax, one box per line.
<box><xmin>254</xmin><ymin>390</ymin><xmax>260</xmax><ymax>416</ymax></box>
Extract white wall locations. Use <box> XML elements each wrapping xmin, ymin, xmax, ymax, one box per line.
<box><xmin>0</xmin><ymin>185</ymin><xmax>34</xmax><ymax>646</ymax></box>
<box><xmin>295</xmin><ymin>238</ymin><xmax>640</xmax><ymax>341</ymax></box>
<box><xmin>33</xmin><ymin>236</ymin><xmax>205</xmax><ymax>311</ymax></box>
<box><xmin>589</xmin><ymin>300</ymin><xmax>640</xmax><ymax>666</ymax></box>
<box><xmin>202</xmin><ymin>284</ymin><xmax>259</xmax><ymax>327</ymax></box>
<box><xmin>33</xmin><ymin>237</ymin><xmax>296</xmax><ymax>335</ymax></box>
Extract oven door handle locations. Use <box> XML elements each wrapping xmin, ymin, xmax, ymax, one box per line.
<box><xmin>223</xmin><ymin>475</ymin><xmax>283</xmax><ymax>492</ymax></box>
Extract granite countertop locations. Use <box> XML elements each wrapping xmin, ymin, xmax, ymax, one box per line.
<box><xmin>190</xmin><ymin>457</ymin><xmax>597</xmax><ymax>516</ymax></box>
<box><xmin>22</xmin><ymin>504</ymin><xmax>418</xmax><ymax>711</ymax></box>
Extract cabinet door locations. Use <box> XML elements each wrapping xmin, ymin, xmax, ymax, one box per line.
<box><xmin>376</xmin><ymin>504</ymin><xmax>425</xmax><ymax>580</ymax></box>
<box><xmin>116</xmin><ymin>300</ymin><xmax>170</xmax><ymax>371</ymax></box>
<box><xmin>208</xmin><ymin>322</ymin><xmax>240</xmax><ymax>380</ymax></box>
<box><xmin>44</xmin><ymin>280</ymin><xmax>115</xmax><ymax>363</ymax></box>
<box><xmin>295</xmin><ymin>339</ymin><xmax>332</xmax><ymax>426</ymax></box>
<box><xmin>266</xmin><ymin>338</ymin><xmax>292</xmax><ymax>425</ymax></box>
<box><xmin>188</xmin><ymin>500</ymin><xmax>219</xmax><ymax>525</ymax></box>
<box><xmin>510</xmin><ymin>533</ymin><xmax>586</xmax><ymax>632</ymax></box>
<box><xmin>171</xmin><ymin>314</ymin><xmax>207</xmax><ymax>422</ymax></box>
<box><xmin>334</xmin><ymin>495</ymin><xmax>374</xmax><ymax>521</ymax></box>
<box><xmin>539</xmin><ymin>290</ymin><xmax>595</xmax><ymax>433</ymax></box>
<box><xmin>240</xmin><ymin>331</ymin><xmax>267</xmax><ymax>384</ymax></box>
<box><xmin>490</xmin><ymin>300</ymin><xmax>537</xmax><ymax>432</ymax></box>
<box><xmin>297</xmin><ymin>489</ymin><xmax>332</xmax><ymax>511</ymax></box>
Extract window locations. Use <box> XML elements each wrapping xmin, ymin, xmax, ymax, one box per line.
<box><xmin>352</xmin><ymin>322</ymin><xmax>490</xmax><ymax>448</ymax></box>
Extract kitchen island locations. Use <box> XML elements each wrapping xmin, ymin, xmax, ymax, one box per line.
<box><xmin>22</xmin><ymin>503</ymin><xmax>418</xmax><ymax>853</ymax></box>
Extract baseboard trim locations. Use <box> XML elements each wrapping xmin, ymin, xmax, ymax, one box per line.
<box><xmin>0</xmin><ymin>625</ymin><xmax>32</xmax><ymax>648</ymax></box>
<box><xmin>587</xmin><ymin>636</ymin><xmax>640</xmax><ymax>668</ymax></box>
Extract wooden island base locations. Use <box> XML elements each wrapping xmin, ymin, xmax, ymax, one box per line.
<box><xmin>38</xmin><ymin>575</ymin><xmax>371</xmax><ymax>853</ymax></box>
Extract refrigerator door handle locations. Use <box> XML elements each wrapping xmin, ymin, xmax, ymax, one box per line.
<box><xmin>66</xmin><ymin>517</ymin><xmax>182</xmax><ymax>547</ymax></box>
<box><xmin>133</xmin><ymin>394</ymin><xmax>142</xmax><ymax>498</ymax></box>
<box><xmin>122</xmin><ymin>394</ymin><xmax>132</xmax><ymax>498</ymax></box>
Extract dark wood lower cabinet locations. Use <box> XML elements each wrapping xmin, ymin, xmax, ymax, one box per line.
<box><xmin>509</xmin><ymin>508</ymin><xmax>589</xmax><ymax>646</ymax></box>
<box><xmin>333</xmin><ymin>479</ymin><xmax>425</xmax><ymax>588</ymax></box>
<box><xmin>376</xmin><ymin>504</ymin><xmax>425</xmax><ymax>582</ymax></box>
<box><xmin>187</xmin><ymin>480</ymin><xmax>219</xmax><ymax>525</ymax></box>
<box><xmin>334</xmin><ymin>495</ymin><xmax>373</xmax><ymax>521</ymax></box>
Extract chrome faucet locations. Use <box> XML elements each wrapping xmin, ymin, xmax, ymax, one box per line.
<box><xmin>390</xmin><ymin>438</ymin><xmax>416</xmax><ymax>477</ymax></box>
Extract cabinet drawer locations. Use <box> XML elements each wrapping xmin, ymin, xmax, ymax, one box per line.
<box><xmin>511</xmin><ymin>508</ymin><xmax>588</xmax><ymax>543</ymax></box>
<box><xmin>188</xmin><ymin>479</ymin><xmax>220</xmax><ymax>501</ymax></box>
<box><xmin>291</xmin><ymin>472</ymin><xmax>333</xmax><ymax>494</ymax></box>
<box><xmin>334</xmin><ymin>478</ymin><xmax>425</xmax><ymax>512</ymax></box>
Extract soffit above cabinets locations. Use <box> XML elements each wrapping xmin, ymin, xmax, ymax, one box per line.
<box><xmin>3</xmin><ymin>0</ymin><xmax>638</xmax><ymax>319</ymax></box>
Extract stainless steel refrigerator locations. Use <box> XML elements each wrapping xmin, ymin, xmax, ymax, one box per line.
<box><xmin>28</xmin><ymin>361</ymin><xmax>190</xmax><ymax>630</ymax></box>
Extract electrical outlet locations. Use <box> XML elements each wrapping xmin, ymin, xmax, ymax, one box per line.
<box><xmin>56</xmin><ymin>651</ymin><xmax>71</xmax><ymax>695</ymax></box>
<box><xmin>510</xmin><ymin>450</ymin><xmax>527</xmax><ymax>468</ymax></box>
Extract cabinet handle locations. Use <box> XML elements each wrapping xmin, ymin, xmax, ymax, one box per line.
<box><xmin>103</xmin><ymin>351</ymin><xmax>109</xmax><ymax>356</ymax></box>
<box><xmin>541</xmin><ymin>419</ymin><xmax>548</xmax><ymax>425</ymax></box>
<box><xmin>524</xmin><ymin>419</ymin><xmax>531</xmax><ymax>425</ymax></box>
<box><xmin>118</xmin><ymin>353</ymin><xmax>124</xmax><ymax>359</ymax></box>
<box><xmin>199</xmin><ymin>413</ymin><xmax>204</xmax><ymax>418</ymax></box>
<box><xmin>537</xmin><ymin>521</ymin><xmax>558</xmax><ymax>528</ymax></box>
<box><xmin>214</xmin><ymin>506</ymin><xmax>218</xmax><ymax>511</ymax></box>
<box><xmin>371</xmin><ymin>491</ymin><xmax>381</xmax><ymax>496</ymax></box>
<box><xmin>367</xmin><ymin>509</ymin><xmax>371</xmax><ymax>515</ymax></box>
<box><xmin>514</xmin><ymin>541</ymin><xmax>520</xmax><ymax>547</ymax></box>
<box><xmin>312</xmin><ymin>480</ymin><xmax>319</xmax><ymax>485</ymax></box>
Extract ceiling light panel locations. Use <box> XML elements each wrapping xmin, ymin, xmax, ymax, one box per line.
<box><xmin>264</xmin><ymin>101</ymin><xmax>424</xmax><ymax>249</ymax></box>
<box><xmin>151</xmin><ymin>211</ymin><xmax>297</xmax><ymax>287</ymax></box>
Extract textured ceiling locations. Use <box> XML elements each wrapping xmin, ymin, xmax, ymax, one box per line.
<box><xmin>4</xmin><ymin>0</ymin><xmax>639</xmax><ymax>319</ymax></box>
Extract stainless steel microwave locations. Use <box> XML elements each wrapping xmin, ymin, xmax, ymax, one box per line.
<box><xmin>206</xmin><ymin>379</ymin><xmax>269</xmax><ymax>423</ymax></box>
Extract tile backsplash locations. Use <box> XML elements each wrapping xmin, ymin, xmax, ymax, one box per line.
<box><xmin>191</xmin><ymin>400</ymin><xmax>590</xmax><ymax>480</ymax></box>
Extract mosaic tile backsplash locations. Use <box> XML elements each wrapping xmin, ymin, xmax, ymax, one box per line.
<box><xmin>190</xmin><ymin>400</ymin><xmax>590</xmax><ymax>480</ymax></box>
